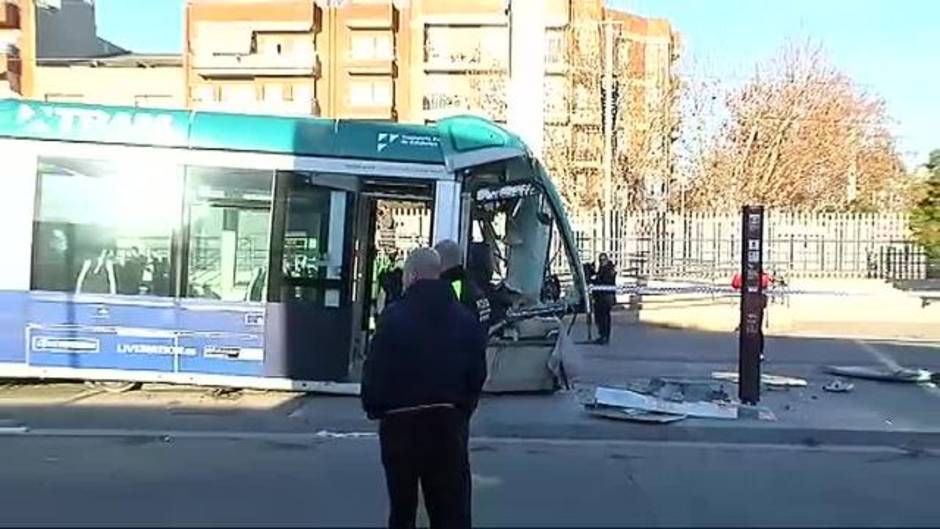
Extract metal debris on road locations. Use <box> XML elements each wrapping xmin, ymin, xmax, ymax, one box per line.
<box><xmin>822</xmin><ymin>379</ymin><xmax>855</xmax><ymax>393</ymax></box>
<box><xmin>587</xmin><ymin>406</ymin><xmax>687</xmax><ymax>424</ymax></box>
<box><xmin>592</xmin><ymin>386</ymin><xmax>738</xmax><ymax>420</ymax></box>
<box><xmin>824</xmin><ymin>366</ymin><xmax>935</xmax><ymax>384</ymax></box>
<box><xmin>712</xmin><ymin>371</ymin><xmax>808</xmax><ymax>388</ymax></box>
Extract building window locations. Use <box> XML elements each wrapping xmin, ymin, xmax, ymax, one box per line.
<box><xmin>43</xmin><ymin>94</ymin><xmax>84</xmax><ymax>103</ymax></box>
<box><xmin>424</xmin><ymin>25</ymin><xmax>508</xmax><ymax>68</ymax></box>
<box><xmin>31</xmin><ymin>157</ymin><xmax>182</xmax><ymax>296</ymax></box>
<box><xmin>348</xmin><ymin>79</ymin><xmax>392</xmax><ymax>107</ymax></box>
<box><xmin>546</xmin><ymin>29</ymin><xmax>566</xmax><ymax>67</ymax></box>
<box><xmin>293</xmin><ymin>84</ymin><xmax>312</xmax><ymax>104</ymax></box>
<box><xmin>544</xmin><ymin>76</ymin><xmax>568</xmax><ymax>122</ymax></box>
<box><xmin>350</xmin><ymin>33</ymin><xmax>393</xmax><ymax>61</ymax></box>
<box><xmin>220</xmin><ymin>84</ymin><xmax>255</xmax><ymax>105</ymax></box>
<box><xmin>134</xmin><ymin>94</ymin><xmax>174</xmax><ymax>109</ymax></box>
<box><xmin>192</xmin><ymin>85</ymin><xmax>215</xmax><ymax>103</ymax></box>
<box><xmin>184</xmin><ymin>167</ymin><xmax>273</xmax><ymax>302</ymax></box>
<box><xmin>264</xmin><ymin>83</ymin><xmax>284</xmax><ymax>103</ymax></box>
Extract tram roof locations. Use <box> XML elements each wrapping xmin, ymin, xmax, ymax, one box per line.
<box><xmin>0</xmin><ymin>99</ymin><xmax>531</xmax><ymax>169</ymax></box>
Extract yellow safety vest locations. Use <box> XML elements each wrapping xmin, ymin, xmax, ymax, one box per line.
<box><xmin>451</xmin><ymin>279</ymin><xmax>463</xmax><ymax>299</ymax></box>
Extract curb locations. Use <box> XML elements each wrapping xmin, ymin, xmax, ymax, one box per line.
<box><xmin>3</xmin><ymin>420</ymin><xmax>939</xmax><ymax>450</ymax></box>
<box><xmin>471</xmin><ymin>421</ymin><xmax>940</xmax><ymax>449</ymax></box>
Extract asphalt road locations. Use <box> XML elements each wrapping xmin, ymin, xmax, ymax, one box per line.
<box><xmin>2</xmin><ymin>325</ymin><xmax>939</xmax><ymax>447</ymax></box>
<box><xmin>0</xmin><ymin>434</ymin><xmax>938</xmax><ymax>527</ymax></box>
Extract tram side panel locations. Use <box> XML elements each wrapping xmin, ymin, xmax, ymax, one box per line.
<box><xmin>0</xmin><ymin>145</ymin><xmax>36</xmax><ymax>367</ymax></box>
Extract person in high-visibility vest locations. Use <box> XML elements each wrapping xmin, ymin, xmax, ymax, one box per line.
<box><xmin>434</xmin><ymin>239</ymin><xmax>491</xmax><ymax>331</ymax></box>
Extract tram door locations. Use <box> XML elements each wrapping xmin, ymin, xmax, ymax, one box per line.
<box><xmin>264</xmin><ymin>171</ymin><xmax>359</xmax><ymax>382</ymax></box>
<box><xmin>347</xmin><ymin>181</ymin><xmax>434</xmax><ymax>380</ymax></box>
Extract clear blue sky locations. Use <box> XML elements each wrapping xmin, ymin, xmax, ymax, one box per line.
<box><xmin>618</xmin><ymin>0</ymin><xmax>939</xmax><ymax>167</ymax></box>
<box><xmin>95</xmin><ymin>0</ymin><xmax>938</xmax><ymax>166</ymax></box>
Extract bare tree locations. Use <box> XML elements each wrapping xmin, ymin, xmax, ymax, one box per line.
<box><xmin>682</xmin><ymin>40</ymin><xmax>913</xmax><ymax>212</ymax></box>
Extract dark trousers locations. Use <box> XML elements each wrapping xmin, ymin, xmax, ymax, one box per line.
<box><xmin>379</xmin><ymin>407</ymin><xmax>471</xmax><ymax>529</ymax></box>
<box><xmin>593</xmin><ymin>296</ymin><xmax>613</xmax><ymax>342</ymax></box>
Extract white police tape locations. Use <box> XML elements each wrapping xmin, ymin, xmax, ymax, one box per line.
<box><xmin>588</xmin><ymin>284</ymin><xmax>874</xmax><ymax>297</ymax></box>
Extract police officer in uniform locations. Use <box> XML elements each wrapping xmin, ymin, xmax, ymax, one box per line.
<box><xmin>434</xmin><ymin>239</ymin><xmax>492</xmax><ymax>330</ymax></box>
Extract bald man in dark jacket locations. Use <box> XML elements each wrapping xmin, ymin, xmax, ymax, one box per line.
<box><xmin>362</xmin><ymin>247</ymin><xmax>487</xmax><ymax>529</ymax></box>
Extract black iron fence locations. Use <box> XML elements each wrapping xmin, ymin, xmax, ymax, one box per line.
<box><xmin>566</xmin><ymin>211</ymin><xmax>928</xmax><ymax>281</ymax></box>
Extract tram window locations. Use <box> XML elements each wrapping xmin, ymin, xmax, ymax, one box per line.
<box><xmin>184</xmin><ymin>167</ymin><xmax>273</xmax><ymax>302</ymax></box>
<box><xmin>272</xmin><ymin>172</ymin><xmax>353</xmax><ymax>303</ymax></box>
<box><xmin>31</xmin><ymin>156</ymin><xmax>181</xmax><ymax>296</ymax></box>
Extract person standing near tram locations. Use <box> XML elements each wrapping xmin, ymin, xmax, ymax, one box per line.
<box><xmin>434</xmin><ymin>239</ymin><xmax>492</xmax><ymax>330</ymax></box>
<box><xmin>588</xmin><ymin>253</ymin><xmax>617</xmax><ymax>345</ymax></box>
<box><xmin>361</xmin><ymin>247</ymin><xmax>487</xmax><ymax>529</ymax></box>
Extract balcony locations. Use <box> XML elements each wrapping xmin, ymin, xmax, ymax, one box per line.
<box><xmin>344</xmin><ymin>57</ymin><xmax>395</xmax><ymax>75</ymax></box>
<box><xmin>0</xmin><ymin>2</ymin><xmax>19</xmax><ymax>29</ymax></box>
<box><xmin>0</xmin><ymin>53</ymin><xmax>19</xmax><ymax>76</ymax></box>
<box><xmin>191</xmin><ymin>51</ymin><xmax>318</xmax><ymax>77</ymax></box>
<box><xmin>194</xmin><ymin>99</ymin><xmax>320</xmax><ymax>117</ymax></box>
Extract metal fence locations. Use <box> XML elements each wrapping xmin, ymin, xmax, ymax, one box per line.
<box><xmin>384</xmin><ymin>207</ymin><xmax>928</xmax><ymax>281</ymax></box>
<box><xmin>567</xmin><ymin>211</ymin><xmax>927</xmax><ymax>281</ymax></box>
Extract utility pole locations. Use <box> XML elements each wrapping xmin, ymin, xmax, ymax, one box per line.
<box><xmin>601</xmin><ymin>21</ymin><xmax>614</xmax><ymax>252</ymax></box>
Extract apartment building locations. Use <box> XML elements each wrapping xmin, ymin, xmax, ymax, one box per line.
<box><xmin>34</xmin><ymin>53</ymin><xmax>184</xmax><ymax>108</ymax></box>
<box><xmin>9</xmin><ymin>0</ymin><xmax>677</xmax><ymax>205</ymax></box>
<box><xmin>5</xmin><ymin>0</ymin><xmax>184</xmax><ymax>108</ymax></box>
<box><xmin>0</xmin><ymin>0</ymin><xmax>36</xmax><ymax>98</ymax></box>
<box><xmin>184</xmin><ymin>0</ymin><xmax>677</xmax><ymax>120</ymax></box>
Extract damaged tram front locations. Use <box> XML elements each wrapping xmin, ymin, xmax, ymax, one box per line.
<box><xmin>458</xmin><ymin>158</ymin><xmax>587</xmax><ymax>392</ymax></box>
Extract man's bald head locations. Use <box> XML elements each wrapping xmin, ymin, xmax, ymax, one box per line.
<box><xmin>434</xmin><ymin>239</ymin><xmax>462</xmax><ymax>271</ymax></box>
<box><xmin>403</xmin><ymin>247</ymin><xmax>442</xmax><ymax>289</ymax></box>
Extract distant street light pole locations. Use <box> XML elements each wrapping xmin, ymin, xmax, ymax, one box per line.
<box><xmin>602</xmin><ymin>22</ymin><xmax>614</xmax><ymax>252</ymax></box>
<box><xmin>508</xmin><ymin>0</ymin><xmax>545</xmax><ymax>157</ymax></box>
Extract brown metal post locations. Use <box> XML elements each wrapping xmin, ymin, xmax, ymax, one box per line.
<box><xmin>738</xmin><ymin>205</ymin><xmax>765</xmax><ymax>405</ymax></box>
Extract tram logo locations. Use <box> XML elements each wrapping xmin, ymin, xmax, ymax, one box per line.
<box><xmin>377</xmin><ymin>132</ymin><xmax>440</xmax><ymax>152</ymax></box>
<box><xmin>377</xmin><ymin>132</ymin><xmax>400</xmax><ymax>152</ymax></box>
<box><xmin>15</xmin><ymin>103</ymin><xmax>177</xmax><ymax>142</ymax></box>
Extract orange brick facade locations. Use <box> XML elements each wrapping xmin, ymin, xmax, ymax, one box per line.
<box><xmin>183</xmin><ymin>0</ymin><xmax>678</xmax><ymax>125</ymax></box>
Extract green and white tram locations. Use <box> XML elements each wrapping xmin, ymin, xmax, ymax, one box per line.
<box><xmin>0</xmin><ymin>99</ymin><xmax>587</xmax><ymax>393</ymax></box>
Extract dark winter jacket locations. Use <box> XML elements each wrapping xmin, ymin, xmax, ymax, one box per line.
<box><xmin>590</xmin><ymin>261</ymin><xmax>617</xmax><ymax>305</ymax></box>
<box><xmin>361</xmin><ymin>279</ymin><xmax>488</xmax><ymax>420</ymax></box>
<box><xmin>440</xmin><ymin>265</ymin><xmax>492</xmax><ymax>329</ymax></box>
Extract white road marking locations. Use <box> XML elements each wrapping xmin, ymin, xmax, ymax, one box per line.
<box><xmin>0</xmin><ymin>427</ymin><xmax>929</xmax><ymax>454</ymax></box>
<box><xmin>0</xmin><ymin>426</ymin><xmax>28</xmax><ymax>434</ymax></box>
<box><xmin>471</xmin><ymin>473</ymin><xmax>504</xmax><ymax>488</ymax></box>
<box><xmin>784</xmin><ymin>334</ymin><xmax>940</xmax><ymax>347</ymax></box>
